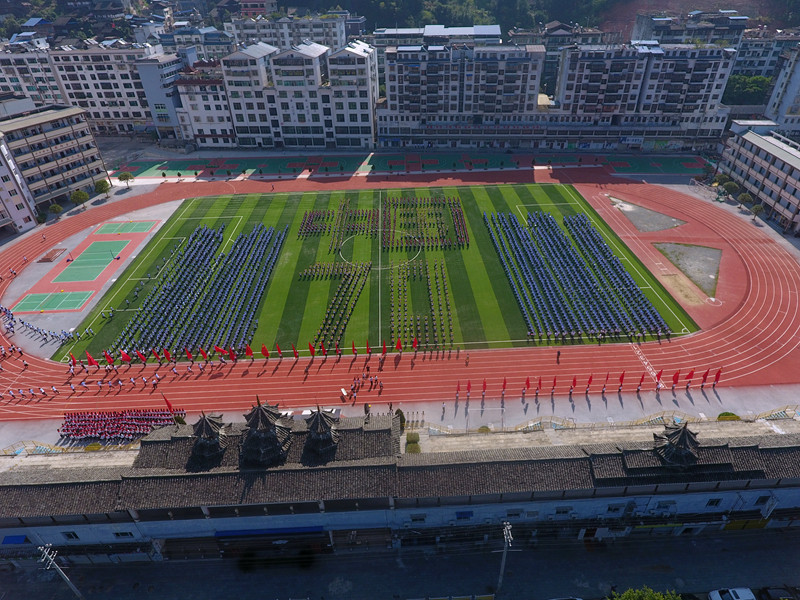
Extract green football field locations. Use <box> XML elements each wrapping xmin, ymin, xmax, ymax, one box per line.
<box><xmin>53</xmin><ymin>184</ymin><xmax>696</xmax><ymax>361</ymax></box>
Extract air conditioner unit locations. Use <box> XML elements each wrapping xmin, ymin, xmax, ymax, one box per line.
<box><xmin>403</xmin><ymin>521</ymin><xmax>411</xmax><ymax>528</ymax></box>
<box><xmin>547</xmin><ymin>515</ymin><xmax>554</xmax><ymax>521</ymax></box>
<box><xmin>484</xmin><ymin>518</ymin><xmax>493</xmax><ymax>524</ymax></box>
<box><xmin>448</xmin><ymin>521</ymin><xmax>456</xmax><ymax>527</ymax></box>
<box><xmin>570</xmin><ymin>513</ymin><xmax>578</xmax><ymax>519</ymax></box>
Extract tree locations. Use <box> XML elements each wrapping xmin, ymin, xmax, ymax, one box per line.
<box><xmin>48</xmin><ymin>203</ymin><xmax>63</xmax><ymax>219</ymax></box>
<box><xmin>722</xmin><ymin>181</ymin><xmax>740</xmax><ymax>197</ymax></box>
<box><xmin>751</xmin><ymin>203</ymin><xmax>764</xmax><ymax>221</ymax></box>
<box><xmin>714</xmin><ymin>173</ymin><xmax>731</xmax><ymax>185</ymax></box>
<box><xmin>737</xmin><ymin>192</ymin><xmax>753</xmax><ymax>207</ymax></box>
<box><xmin>722</xmin><ymin>75</ymin><xmax>773</xmax><ymax>105</ymax></box>
<box><xmin>610</xmin><ymin>587</ymin><xmax>682</xmax><ymax>600</ymax></box>
<box><xmin>94</xmin><ymin>179</ymin><xmax>110</xmax><ymax>197</ymax></box>
<box><xmin>70</xmin><ymin>190</ymin><xmax>89</xmax><ymax>208</ymax></box>
<box><xmin>117</xmin><ymin>171</ymin><xmax>134</xmax><ymax>188</ymax></box>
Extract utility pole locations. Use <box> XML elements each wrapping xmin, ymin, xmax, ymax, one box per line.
<box><xmin>39</xmin><ymin>544</ymin><xmax>85</xmax><ymax>600</ymax></box>
<box><xmin>496</xmin><ymin>521</ymin><xmax>513</xmax><ymax>594</ymax></box>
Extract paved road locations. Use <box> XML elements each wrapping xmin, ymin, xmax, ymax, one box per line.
<box><xmin>2</xmin><ymin>528</ymin><xmax>799</xmax><ymax>600</ymax></box>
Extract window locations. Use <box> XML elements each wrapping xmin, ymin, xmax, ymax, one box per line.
<box><xmin>0</xmin><ymin>175</ymin><xmax>9</xmax><ymax>182</ymax></box>
<box><xmin>113</xmin><ymin>531</ymin><xmax>134</xmax><ymax>538</ymax></box>
<box><xmin>706</xmin><ymin>498</ymin><xmax>721</xmax><ymax>508</ymax></box>
<box><xmin>62</xmin><ymin>532</ymin><xmax>79</xmax><ymax>540</ymax></box>
<box><xmin>555</xmin><ymin>506</ymin><xmax>571</xmax><ymax>515</ymax></box>
<box><xmin>410</xmin><ymin>514</ymin><xmax>426</xmax><ymax>523</ymax></box>
<box><xmin>14</xmin><ymin>203</ymin><xmax>24</xmax><ymax>211</ymax></box>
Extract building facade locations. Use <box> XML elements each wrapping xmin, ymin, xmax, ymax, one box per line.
<box><xmin>722</xmin><ymin>125</ymin><xmax>800</xmax><ymax>234</ymax></box>
<box><xmin>176</xmin><ymin>61</ymin><xmax>234</xmax><ymax>148</ymax></box>
<box><xmin>765</xmin><ymin>44</ymin><xmax>800</xmax><ymax>136</ymax></box>
<box><xmin>0</xmin><ymin>413</ymin><xmax>798</xmax><ymax>563</ymax></box>
<box><xmin>160</xmin><ymin>26</ymin><xmax>237</xmax><ymax>61</ymax></box>
<box><xmin>631</xmin><ymin>10</ymin><xmax>749</xmax><ymax>46</ymax></box>
<box><xmin>0</xmin><ymin>104</ymin><xmax>104</xmax><ymax>215</ymax></box>
<box><xmin>224</xmin><ymin>14</ymin><xmax>347</xmax><ymax>51</ymax></box>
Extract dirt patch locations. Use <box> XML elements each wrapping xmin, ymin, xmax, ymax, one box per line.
<box><xmin>655</xmin><ymin>242</ymin><xmax>722</xmax><ymax>298</ymax></box>
<box><xmin>660</xmin><ymin>273</ymin><xmax>706</xmax><ymax>306</ymax></box>
<box><xmin>610</xmin><ymin>197</ymin><xmax>685</xmax><ymax>232</ymax></box>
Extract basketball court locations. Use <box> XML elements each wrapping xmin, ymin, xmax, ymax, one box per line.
<box><xmin>95</xmin><ymin>221</ymin><xmax>157</xmax><ymax>235</ymax></box>
<box><xmin>12</xmin><ymin>291</ymin><xmax>93</xmax><ymax>312</ymax></box>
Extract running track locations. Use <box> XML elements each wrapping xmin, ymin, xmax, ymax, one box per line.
<box><xmin>1</xmin><ymin>166</ymin><xmax>799</xmax><ymax>421</ymax></box>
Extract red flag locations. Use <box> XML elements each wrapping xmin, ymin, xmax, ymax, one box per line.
<box><xmin>136</xmin><ymin>350</ymin><xmax>148</xmax><ymax>363</ymax></box>
<box><xmin>69</xmin><ymin>352</ymin><xmax>77</xmax><ymax>367</ymax></box>
<box><xmin>552</xmin><ymin>376</ymin><xmax>557</xmax><ymax>388</ymax></box>
<box><xmin>199</xmin><ymin>347</ymin><xmax>208</xmax><ymax>360</ymax></box>
<box><xmin>185</xmin><ymin>348</ymin><xmax>193</xmax><ymax>362</ymax></box>
<box><xmin>502</xmin><ymin>377</ymin><xmax>507</xmax><ymax>390</ymax></box>
<box><xmin>260</xmin><ymin>344</ymin><xmax>269</xmax><ymax>359</ymax></box>
<box><xmin>352</xmin><ymin>341</ymin><xmax>357</xmax><ymax>355</ymax></box>
<box><xmin>86</xmin><ymin>350</ymin><xmax>99</xmax><ymax>367</ymax></box>
<box><xmin>120</xmin><ymin>350</ymin><xmax>132</xmax><ymax>363</ymax></box>
<box><xmin>321</xmin><ymin>342</ymin><xmax>326</xmax><ymax>356</ymax></box>
<box><xmin>685</xmin><ymin>369</ymin><xmax>695</xmax><ymax>381</ymax></box>
<box><xmin>276</xmin><ymin>343</ymin><xmax>282</xmax><ymax>357</ymax></box>
<box><xmin>162</xmin><ymin>393</ymin><xmax>174</xmax><ymax>413</ymax></box>
<box><xmin>152</xmin><ymin>349</ymin><xmax>161</xmax><ymax>361</ymax></box>
<box><xmin>467</xmin><ymin>380</ymin><xmax>472</xmax><ymax>393</ymax></box>
<box><xmin>366</xmin><ymin>339</ymin><xmax>371</xmax><ymax>354</ymax></box>
<box><xmin>656</xmin><ymin>369</ymin><xmax>663</xmax><ymax>382</ymax></box>
<box><xmin>672</xmin><ymin>370</ymin><xmax>681</xmax><ymax>385</ymax></box>
<box><xmin>571</xmin><ymin>375</ymin><xmax>577</xmax><ymax>388</ymax></box>
<box><xmin>714</xmin><ymin>368</ymin><xmax>723</xmax><ymax>384</ymax></box>
<box><xmin>335</xmin><ymin>342</ymin><xmax>339</xmax><ymax>355</ymax></box>
<box><xmin>308</xmin><ymin>342</ymin><xmax>315</xmax><ymax>357</ymax></box>
<box><xmin>457</xmin><ymin>381</ymin><xmax>461</xmax><ymax>392</ymax></box>
<box><xmin>482</xmin><ymin>378</ymin><xmax>487</xmax><ymax>392</ymax></box>
<box><xmin>413</xmin><ymin>337</ymin><xmax>418</xmax><ymax>350</ymax></box>
<box><xmin>701</xmin><ymin>369</ymin><xmax>710</xmax><ymax>384</ymax></box>
<box><xmin>245</xmin><ymin>345</ymin><xmax>253</xmax><ymax>358</ymax></box>
<box><xmin>163</xmin><ymin>349</ymin><xmax>173</xmax><ymax>363</ymax></box>
<box><xmin>619</xmin><ymin>371</ymin><xmax>625</xmax><ymax>385</ymax></box>
<box><xmin>228</xmin><ymin>347</ymin><xmax>236</xmax><ymax>361</ymax></box>
<box><xmin>292</xmin><ymin>344</ymin><xmax>298</xmax><ymax>359</ymax></box>
<box><xmin>639</xmin><ymin>372</ymin><xmax>646</xmax><ymax>386</ymax></box>
<box><xmin>395</xmin><ymin>338</ymin><xmax>402</xmax><ymax>351</ymax></box>
<box><xmin>537</xmin><ymin>376</ymin><xmax>542</xmax><ymax>391</ymax></box>
<box><xmin>525</xmin><ymin>376</ymin><xmax>530</xmax><ymax>389</ymax></box>
<box><xmin>587</xmin><ymin>374</ymin><xmax>593</xmax><ymax>387</ymax></box>
<box><xmin>604</xmin><ymin>372</ymin><xmax>609</xmax><ymax>385</ymax></box>
<box><xmin>214</xmin><ymin>345</ymin><xmax>226</xmax><ymax>354</ymax></box>
<box><xmin>103</xmin><ymin>350</ymin><xmax>114</xmax><ymax>365</ymax></box>
<box><xmin>382</xmin><ymin>340</ymin><xmax>387</xmax><ymax>354</ymax></box>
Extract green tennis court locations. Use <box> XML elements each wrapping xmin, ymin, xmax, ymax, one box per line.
<box><xmin>54</xmin><ymin>241</ymin><xmax>129</xmax><ymax>283</ymax></box>
<box><xmin>96</xmin><ymin>221</ymin><xmax>156</xmax><ymax>234</ymax></box>
<box><xmin>13</xmin><ymin>291</ymin><xmax>93</xmax><ymax>312</ymax></box>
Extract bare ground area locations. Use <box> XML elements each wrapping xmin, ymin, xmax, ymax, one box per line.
<box><xmin>655</xmin><ymin>242</ymin><xmax>722</xmax><ymax>298</ymax></box>
<box><xmin>610</xmin><ymin>196</ymin><xmax>686</xmax><ymax>232</ymax></box>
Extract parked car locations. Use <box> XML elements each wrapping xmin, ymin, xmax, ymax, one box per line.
<box><xmin>709</xmin><ymin>589</ymin><xmax>757</xmax><ymax>600</ymax></box>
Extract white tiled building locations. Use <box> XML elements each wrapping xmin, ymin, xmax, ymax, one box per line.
<box><xmin>224</xmin><ymin>14</ymin><xmax>347</xmax><ymax>51</ymax></box>
<box><xmin>222</xmin><ymin>43</ymin><xmax>279</xmax><ymax>149</ymax></box>
<box><xmin>765</xmin><ymin>44</ymin><xmax>800</xmax><ymax>136</ymax></box>
<box><xmin>328</xmin><ymin>41</ymin><xmax>379</xmax><ymax>149</ymax></box>
<box><xmin>176</xmin><ymin>62</ymin><xmax>235</xmax><ymax>148</ymax></box>
<box><xmin>378</xmin><ymin>44</ymin><xmax>545</xmax><ymax>149</ymax></box>
<box><xmin>722</xmin><ymin>123</ymin><xmax>800</xmax><ymax>234</ymax></box>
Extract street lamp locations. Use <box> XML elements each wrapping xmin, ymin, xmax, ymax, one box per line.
<box><xmin>39</xmin><ymin>544</ymin><xmax>85</xmax><ymax>600</ymax></box>
<box><xmin>496</xmin><ymin>522</ymin><xmax>513</xmax><ymax>593</ymax></box>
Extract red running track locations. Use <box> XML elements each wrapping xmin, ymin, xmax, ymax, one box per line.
<box><xmin>0</xmin><ymin>167</ymin><xmax>799</xmax><ymax>421</ymax></box>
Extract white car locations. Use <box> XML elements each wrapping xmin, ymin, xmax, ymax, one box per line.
<box><xmin>709</xmin><ymin>589</ymin><xmax>757</xmax><ymax>600</ymax></box>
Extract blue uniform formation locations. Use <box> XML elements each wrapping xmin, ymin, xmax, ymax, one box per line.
<box><xmin>113</xmin><ymin>222</ymin><xmax>287</xmax><ymax>355</ymax></box>
<box><xmin>309</xmin><ymin>261</ymin><xmax>371</xmax><ymax>351</ymax></box>
<box><xmin>381</xmin><ymin>195</ymin><xmax>467</xmax><ymax>252</ymax></box>
<box><xmin>389</xmin><ymin>258</ymin><xmax>453</xmax><ymax>349</ymax></box>
<box><xmin>486</xmin><ymin>210</ymin><xmax>668</xmax><ymax>342</ymax></box>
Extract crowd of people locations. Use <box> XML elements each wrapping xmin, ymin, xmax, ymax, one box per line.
<box><xmin>58</xmin><ymin>408</ymin><xmax>186</xmax><ymax>441</ymax></box>
<box><xmin>381</xmin><ymin>195</ymin><xmax>466</xmax><ymax>252</ymax></box>
<box><xmin>297</xmin><ymin>209</ymin><xmax>335</xmax><ymax>236</ymax></box>
<box><xmin>311</xmin><ymin>262</ymin><xmax>371</xmax><ymax>351</ymax></box>
<box><xmin>486</xmin><ymin>210</ymin><xmax>668</xmax><ymax>342</ymax></box>
<box><xmin>112</xmin><ymin>223</ymin><xmax>287</xmax><ymax>356</ymax></box>
<box><xmin>0</xmin><ymin>305</ymin><xmax>89</xmax><ymax>346</ymax></box>
<box><xmin>389</xmin><ymin>258</ymin><xmax>453</xmax><ymax>349</ymax></box>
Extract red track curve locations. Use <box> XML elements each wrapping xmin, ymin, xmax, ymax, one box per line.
<box><xmin>0</xmin><ymin>167</ymin><xmax>798</xmax><ymax>421</ymax></box>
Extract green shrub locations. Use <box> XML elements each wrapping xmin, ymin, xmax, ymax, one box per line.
<box><xmin>406</xmin><ymin>442</ymin><xmax>421</xmax><ymax>454</ymax></box>
<box><xmin>395</xmin><ymin>408</ymin><xmax>406</xmax><ymax>432</ymax></box>
<box><xmin>717</xmin><ymin>411</ymin><xmax>741</xmax><ymax>421</ymax></box>
<box><xmin>406</xmin><ymin>432</ymin><xmax>420</xmax><ymax>444</ymax></box>
<box><xmin>477</xmin><ymin>425</ymin><xmax>491</xmax><ymax>434</ymax></box>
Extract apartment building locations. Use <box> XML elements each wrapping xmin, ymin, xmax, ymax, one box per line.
<box><xmin>136</xmin><ymin>52</ymin><xmax>184</xmax><ymax>139</ymax></box>
<box><xmin>722</xmin><ymin>124</ymin><xmax>800</xmax><ymax>234</ymax></box>
<box><xmin>631</xmin><ymin>9</ymin><xmax>749</xmax><ymax>46</ymax></box>
<box><xmin>160</xmin><ymin>26</ymin><xmax>236</xmax><ymax>61</ymax></box>
<box><xmin>328</xmin><ymin>41</ymin><xmax>379</xmax><ymax>149</ymax></box>
<box><xmin>552</xmin><ymin>41</ymin><xmax>733</xmax><ymax>150</ymax></box>
<box><xmin>378</xmin><ymin>44</ymin><xmax>545</xmax><ymax>149</ymax></box>
<box><xmin>765</xmin><ymin>44</ymin><xmax>800</xmax><ymax>136</ymax></box>
<box><xmin>222</xmin><ymin>42</ymin><xmax>278</xmax><ymax>148</ymax></box>
<box><xmin>176</xmin><ymin>61</ymin><xmax>235</xmax><ymax>148</ymax></box>
<box><xmin>237</xmin><ymin>0</ymin><xmax>277</xmax><ymax>17</ymax></box>
<box><xmin>50</xmin><ymin>39</ymin><xmax>158</xmax><ymax>136</ymax></box>
<box><xmin>0</xmin><ymin>103</ymin><xmax>104</xmax><ymax>215</ymax></box>
<box><xmin>734</xmin><ymin>29</ymin><xmax>800</xmax><ymax>78</ymax></box>
<box><xmin>224</xmin><ymin>14</ymin><xmax>347</xmax><ymax>50</ymax></box>
<box><xmin>0</xmin><ymin>48</ymin><xmax>66</xmax><ymax>106</ymax></box>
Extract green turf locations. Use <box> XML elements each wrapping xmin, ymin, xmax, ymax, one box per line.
<box><xmin>96</xmin><ymin>221</ymin><xmax>156</xmax><ymax>234</ymax></box>
<box><xmin>13</xmin><ymin>291</ymin><xmax>93</xmax><ymax>312</ymax></box>
<box><xmin>52</xmin><ymin>184</ymin><xmax>697</xmax><ymax>361</ymax></box>
<box><xmin>53</xmin><ymin>241</ymin><xmax>129</xmax><ymax>283</ymax></box>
